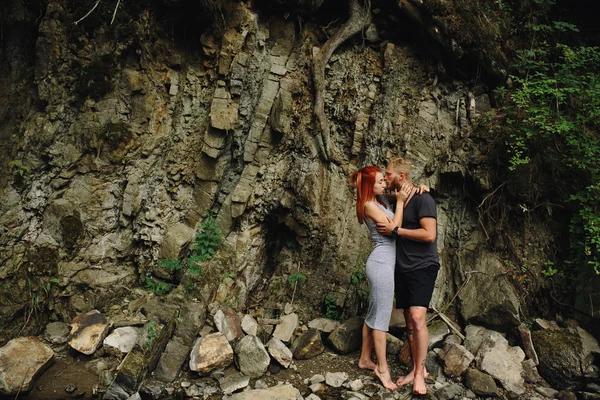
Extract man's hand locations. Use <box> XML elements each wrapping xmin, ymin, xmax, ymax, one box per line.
<box><xmin>376</xmin><ymin>216</ymin><xmax>396</xmax><ymax>236</ymax></box>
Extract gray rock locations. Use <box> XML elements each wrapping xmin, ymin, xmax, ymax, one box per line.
<box><xmin>308</xmin><ymin>317</ymin><xmax>341</xmax><ymax>334</ymax></box>
<box><xmin>273</xmin><ymin>313</ymin><xmax>298</xmax><ymax>343</ymax></box>
<box><xmin>154</xmin><ymin>337</ymin><xmax>190</xmax><ymax>383</ymax></box>
<box><xmin>0</xmin><ymin>337</ymin><xmax>54</xmax><ymax>396</ymax></box>
<box><xmin>438</xmin><ymin>343</ymin><xmax>474</xmax><ymax>377</ymax></box>
<box><xmin>326</xmin><ymin>371</ymin><xmax>348</xmax><ymax>388</ymax></box>
<box><xmin>477</xmin><ymin>331</ymin><xmax>526</xmax><ymax>395</ymax></box>
<box><xmin>267</xmin><ymin>337</ymin><xmax>293</xmax><ymax>368</ymax></box>
<box><xmin>576</xmin><ymin>327</ymin><xmax>600</xmax><ymax>368</ymax></box>
<box><xmin>44</xmin><ymin>321</ymin><xmax>70</xmax><ymax>344</ymax></box>
<box><xmin>234</xmin><ymin>335</ymin><xmax>270</xmax><ymax>378</ymax></box>
<box><xmin>103</xmin><ymin>327</ymin><xmax>140</xmax><ymax>355</ymax></box>
<box><xmin>241</xmin><ymin>314</ymin><xmax>258</xmax><ymax>336</ymax></box>
<box><xmin>68</xmin><ymin>310</ymin><xmax>111</xmax><ymax>355</ymax></box>
<box><xmin>425</xmin><ymin>350</ymin><xmax>444</xmax><ymax>380</ymax></box>
<box><xmin>173</xmin><ymin>300</ymin><xmax>207</xmax><ymax>345</ymax></box>
<box><xmin>464</xmin><ymin>325</ymin><xmax>491</xmax><ymax>355</ymax></box>
<box><xmin>139</xmin><ymin>379</ymin><xmax>165</xmax><ymax>400</ymax></box>
<box><xmin>348</xmin><ymin>379</ymin><xmax>364</xmax><ymax>391</ymax></box>
<box><xmin>254</xmin><ymin>379</ymin><xmax>268</xmax><ymax>389</ymax></box>
<box><xmin>532</xmin><ymin>328</ymin><xmax>586</xmax><ymax>389</ymax></box>
<box><xmin>429</xmin><ymin>319</ymin><xmax>451</xmax><ymax>349</ymax></box>
<box><xmin>189</xmin><ymin>332</ymin><xmax>234</xmax><ymax>373</ymax></box>
<box><xmin>219</xmin><ymin>372</ymin><xmax>250</xmax><ymax>394</ymax></box>
<box><xmin>522</xmin><ymin>359</ymin><xmax>543</xmax><ymax>384</ymax></box>
<box><xmin>386</xmin><ymin>333</ymin><xmax>403</xmax><ymax>355</ymax></box>
<box><xmin>227</xmin><ymin>384</ymin><xmax>303</xmax><ymax>399</ymax></box>
<box><xmin>214</xmin><ymin>307</ymin><xmax>244</xmax><ymax>342</ymax></box>
<box><xmin>435</xmin><ymin>383</ymin><xmax>464</xmax><ymax>400</ymax></box>
<box><xmin>534</xmin><ymin>386</ymin><xmax>559</xmax><ymax>398</ymax></box>
<box><xmin>464</xmin><ymin>368</ymin><xmax>499</xmax><ymax>396</ymax></box>
<box><xmin>291</xmin><ymin>328</ymin><xmax>324</xmax><ymax>360</ymax></box>
<box><xmin>159</xmin><ymin>222</ymin><xmax>195</xmax><ymax>260</ymax></box>
<box><xmin>328</xmin><ymin>316</ymin><xmax>364</xmax><ymax>354</ymax></box>
<box><xmin>534</xmin><ymin>319</ymin><xmax>560</xmax><ymax>330</ymax></box>
<box><xmin>306</xmin><ymin>394</ymin><xmax>322</xmax><ymax>400</ymax></box>
<box><xmin>309</xmin><ymin>374</ymin><xmax>326</xmax><ymax>384</ymax></box>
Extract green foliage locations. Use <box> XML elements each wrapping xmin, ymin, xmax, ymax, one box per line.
<box><xmin>186</xmin><ymin>254</ymin><xmax>205</xmax><ymax>276</ymax></box>
<box><xmin>8</xmin><ymin>160</ymin><xmax>29</xmax><ymax>178</ymax></box>
<box><xmin>159</xmin><ymin>258</ymin><xmax>184</xmax><ymax>272</ymax></box>
<box><xmin>145</xmin><ymin>321</ymin><xmax>158</xmax><ymax>351</ymax></box>
<box><xmin>143</xmin><ymin>276</ymin><xmax>171</xmax><ymax>295</ymax></box>
<box><xmin>324</xmin><ymin>295</ymin><xmax>340</xmax><ymax>320</ymax></box>
<box><xmin>288</xmin><ymin>271</ymin><xmax>307</xmax><ymax>284</ymax></box>
<box><xmin>350</xmin><ymin>263</ymin><xmax>369</xmax><ymax>301</ymax></box>
<box><xmin>191</xmin><ymin>211</ymin><xmax>222</xmax><ymax>261</ymax></box>
<box><xmin>496</xmin><ymin>18</ymin><xmax>600</xmax><ymax>274</ymax></box>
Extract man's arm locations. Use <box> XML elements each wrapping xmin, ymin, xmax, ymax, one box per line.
<box><xmin>376</xmin><ymin>217</ymin><xmax>437</xmax><ymax>243</ymax></box>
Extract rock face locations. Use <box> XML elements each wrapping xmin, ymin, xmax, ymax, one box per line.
<box><xmin>0</xmin><ymin>337</ymin><xmax>54</xmax><ymax>395</ymax></box>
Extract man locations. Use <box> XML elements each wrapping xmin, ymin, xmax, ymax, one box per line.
<box><xmin>377</xmin><ymin>156</ymin><xmax>439</xmax><ymax>395</ymax></box>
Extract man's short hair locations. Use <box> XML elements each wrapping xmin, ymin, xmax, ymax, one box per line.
<box><xmin>387</xmin><ymin>157</ymin><xmax>413</xmax><ymax>182</ymax></box>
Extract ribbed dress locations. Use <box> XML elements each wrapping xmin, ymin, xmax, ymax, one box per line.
<box><xmin>364</xmin><ymin>197</ymin><xmax>396</xmax><ymax>332</ymax></box>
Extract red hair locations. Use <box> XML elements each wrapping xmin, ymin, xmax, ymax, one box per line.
<box><xmin>351</xmin><ymin>166</ymin><xmax>381</xmax><ymax>224</ymax></box>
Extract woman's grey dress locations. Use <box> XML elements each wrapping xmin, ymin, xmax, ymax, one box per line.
<box><xmin>364</xmin><ymin>197</ymin><xmax>396</xmax><ymax>331</ymax></box>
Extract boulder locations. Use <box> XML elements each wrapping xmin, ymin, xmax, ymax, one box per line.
<box><xmin>291</xmin><ymin>328</ymin><xmax>324</xmax><ymax>360</ymax></box>
<box><xmin>44</xmin><ymin>321</ymin><xmax>70</xmax><ymax>344</ymax></box>
<box><xmin>266</xmin><ymin>337</ymin><xmax>293</xmax><ymax>368</ymax></box>
<box><xmin>464</xmin><ymin>368</ymin><xmax>499</xmax><ymax>396</ymax></box>
<box><xmin>328</xmin><ymin>316</ymin><xmax>364</xmax><ymax>354</ymax></box>
<box><xmin>429</xmin><ymin>319</ymin><xmax>451</xmax><ymax>348</ymax></box>
<box><xmin>273</xmin><ymin>313</ymin><xmax>298</xmax><ymax>343</ymax></box>
<box><xmin>234</xmin><ymin>335</ymin><xmax>270</xmax><ymax>378</ymax></box>
<box><xmin>532</xmin><ymin>328</ymin><xmax>586</xmax><ymax>389</ymax></box>
<box><xmin>476</xmin><ymin>331</ymin><xmax>526</xmax><ymax>395</ymax></box>
<box><xmin>189</xmin><ymin>332</ymin><xmax>234</xmax><ymax>374</ymax></box>
<box><xmin>438</xmin><ymin>343</ymin><xmax>474</xmax><ymax>377</ymax></box>
<box><xmin>68</xmin><ymin>310</ymin><xmax>111</xmax><ymax>355</ymax></box>
<box><xmin>0</xmin><ymin>337</ymin><xmax>54</xmax><ymax>395</ymax></box>
<box><xmin>214</xmin><ymin>307</ymin><xmax>243</xmax><ymax>342</ymax></box>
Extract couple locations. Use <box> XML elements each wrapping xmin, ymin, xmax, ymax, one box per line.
<box><xmin>351</xmin><ymin>157</ymin><xmax>439</xmax><ymax>394</ymax></box>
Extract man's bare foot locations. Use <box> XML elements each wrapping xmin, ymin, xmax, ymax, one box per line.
<box><xmin>375</xmin><ymin>367</ymin><xmax>398</xmax><ymax>390</ymax></box>
<box><xmin>412</xmin><ymin>374</ymin><xmax>427</xmax><ymax>395</ymax></box>
<box><xmin>396</xmin><ymin>368</ymin><xmax>429</xmax><ymax>386</ymax></box>
<box><xmin>358</xmin><ymin>359</ymin><xmax>377</xmax><ymax>370</ymax></box>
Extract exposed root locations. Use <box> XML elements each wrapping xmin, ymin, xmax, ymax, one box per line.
<box><xmin>312</xmin><ymin>0</ymin><xmax>371</xmax><ymax>163</ymax></box>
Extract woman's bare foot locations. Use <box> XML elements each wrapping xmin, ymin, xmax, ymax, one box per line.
<box><xmin>358</xmin><ymin>359</ymin><xmax>377</xmax><ymax>370</ymax></box>
<box><xmin>374</xmin><ymin>367</ymin><xmax>397</xmax><ymax>390</ymax></box>
<box><xmin>396</xmin><ymin>368</ymin><xmax>429</xmax><ymax>386</ymax></box>
<box><xmin>412</xmin><ymin>374</ymin><xmax>427</xmax><ymax>395</ymax></box>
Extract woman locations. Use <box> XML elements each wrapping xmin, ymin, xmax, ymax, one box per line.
<box><xmin>351</xmin><ymin>166</ymin><xmax>412</xmax><ymax>390</ymax></box>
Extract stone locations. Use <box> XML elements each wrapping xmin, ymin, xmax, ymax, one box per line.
<box><xmin>273</xmin><ymin>313</ymin><xmax>298</xmax><ymax>343</ymax></box>
<box><xmin>534</xmin><ymin>319</ymin><xmax>560</xmax><ymax>330</ymax></box>
<box><xmin>241</xmin><ymin>314</ymin><xmax>258</xmax><ymax>336</ymax></box>
<box><xmin>518</xmin><ymin>323</ymin><xmax>539</xmax><ymax>365</ymax></box>
<box><xmin>214</xmin><ymin>307</ymin><xmax>244</xmax><ymax>342</ymax></box>
<box><xmin>68</xmin><ymin>310</ymin><xmax>111</xmax><ymax>355</ymax></box>
<box><xmin>139</xmin><ymin>379</ymin><xmax>165</xmax><ymax>400</ymax></box>
<box><xmin>522</xmin><ymin>359</ymin><xmax>543</xmax><ymax>384</ymax></box>
<box><xmin>234</xmin><ymin>335</ymin><xmax>270</xmax><ymax>378</ymax></box>
<box><xmin>438</xmin><ymin>343</ymin><xmax>474</xmax><ymax>377</ymax></box>
<box><xmin>386</xmin><ymin>333</ymin><xmax>403</xmax><ymax>355</ymax></box>
<box><xmin>306</xmin><ymin>394</ymin><xmax>322</xmax><ymax>400</ymax></box>
<box><xmin>535</xmin><ymin>386</ymin><xmax>559</xmax><ymax>398</ymax></box>
<box><xmin>576</xmin><ymin>326</ymin><xmax>600</xmax><ymax>368</ymax></box>
<box><xmin>325</xmin><ymin>371</ymin><xmax>348</xmax><ymax>388</ymax></box>
<box><xmin>267</xmin><ymin>337</ymin><xmax>293</xmax><ymax>368</ymax></box>
<box><xmin>310</xmin><ymin>374</ymin><xmax>325</xmax><ymax>384</ymax></box>
<box><xmin>425</xmin><ymin>350</ymin><xmax>444</xmax><ymax>380</ymax></box>
<box><xmin>308</xmin><ymin>317</ymin><xmax>341</xmax><ymax>334</ymax></box>
<box><xmin>435</xmin><ymin>383</ymin><xmax>464</xmax><ymax>400</ymax></box>
<box><xmin>159</xmin><ymin>223</ymin><xmax>195</xmax><ymax>260</ymax></box>
<box><xmin>532</xmin><ymin>328</ymin><xmax>587</xmax><ymax>389</ymax></box>
<box><xmin>348</xmin><ymin>379</ymin><xmax>364</xmax><ymax>391</ymax></box>
<box><xmin>429</xmin><ymin>319</ymin><xmax>451</xmax><ymax>349</ymax></box>
<box><xmin>104</xmin><ymin>319</ymin><xmax>174</xmax><ymax>400</ymax></box>
<box><xmin>464</xmin><ymin>368</ymin><xmax>499</xmax><ymax>396</ymax></box>
<box><xmin>218</xmin><ymin>372</ymin><xmax>250</xmax><ymax>394</ymax></box>
<box><xmin>173</xmin><ymin>300</ymin><xmax>207</xmax><ymax>345</ymax></box>
<box><xmin>44</xmin><ymin>321</ymin><xmax>70</xmax><ymax>344</ymax></box>
<box><xmin>310</xmin><ymin>382</ymin><xmax>325</xmax><ymax>393</ymax></box>
<box><xmin>477</xmin><ymin>331</ymin><xmax>526</xmax><ymax>395</ymax></box>
<box><xmin>227</xmin><ymin>384</ymin><xmax>303</xmax><ymax>399</ymax></box>
<box><xmin>189</xmin><ymin>332</ymin><xmax>234</xmax><ymax>374</ymax></box>
<box><xmin>328</xmin><ymin>316</ymin><xmax>364</xmax><ymax>354</ymax></box>
<box><xmin>154</xmin><ymin>337</ymin><xmax>190</xmax><ymax>383</ymax></box>
<box><xmin>103</xmin><ymin>327</ymin><xmax>141</xmax><ymax>355</ymax></box>
<box><xmin>0</xmin><ymin>337</ymin><xmax>54</xmax><ymax>395</ymax></box>
<box><xmin>291</xmin><ymin>328</ymin><xmax>324</xmax><ymax>360</ymax></box>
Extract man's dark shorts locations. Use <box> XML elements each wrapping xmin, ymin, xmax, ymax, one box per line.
<box><xmin>395</xmin><ymin>265</ymin><xmax>439</xmax><ymax>309</ymax></box>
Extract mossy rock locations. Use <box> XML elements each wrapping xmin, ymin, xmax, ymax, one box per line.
<box><xmin>532</xmin><ymin>328</ymin><xmax>585</xmax><ymax>390</ymax></box>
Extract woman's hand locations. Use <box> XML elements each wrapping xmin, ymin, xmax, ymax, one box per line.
<box><xmin>395</xmin><ymin>184</ymin><xmax>412</xmax><ymax>203</ymax></box>
<box><xmin>414</xmin><ymin>184</ymin><xmax>430</xmax><ymax>194</ymax></box>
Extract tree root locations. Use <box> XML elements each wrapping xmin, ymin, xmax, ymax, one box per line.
<box><xmin>312</xmin><ymin>0</ymin><xmax>371</xmax><ymax>163</ymax></box>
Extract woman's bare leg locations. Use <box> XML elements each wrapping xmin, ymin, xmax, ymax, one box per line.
<box><xmin>373</xmin><ymin>329</ymin><xmax>397</xmax><ymax>390</ymax></box>
<box><xmin>358</xmin><ymin>322</ymin><xmax>376</xmax><ymax>370</ymax></box>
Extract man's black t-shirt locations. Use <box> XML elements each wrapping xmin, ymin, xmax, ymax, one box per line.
<box><xmin>395</xmin><ymin>192</ymin><xmax>440</xmax><ymax>272</ymax></box>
